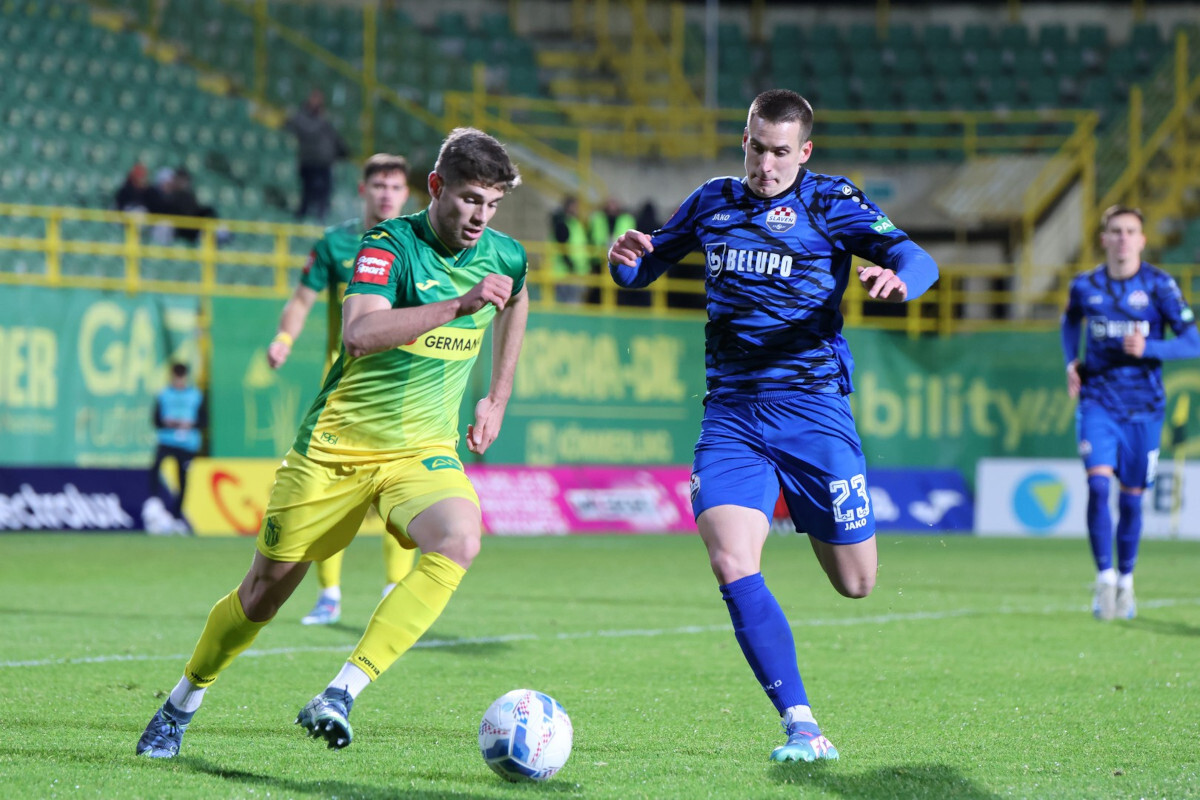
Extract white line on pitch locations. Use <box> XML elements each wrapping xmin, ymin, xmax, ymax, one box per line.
<box><xmin>3</xmin><ymin>598</ymin><xmax>1198</xmax><ymax>670</ymax></box>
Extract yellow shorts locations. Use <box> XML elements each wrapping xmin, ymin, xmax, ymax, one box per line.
<box><xmin>255</xmin><ymin>446</ymin><xmax>478</xmax><ymax>563</ymax></box>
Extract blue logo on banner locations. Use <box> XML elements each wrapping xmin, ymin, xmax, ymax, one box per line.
<box><xmin>1012</xmin><ymin>472</ymin><xmax>1068</xmax><ymax>532</ymax></box>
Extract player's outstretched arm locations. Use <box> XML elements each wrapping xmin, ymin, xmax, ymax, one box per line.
<box><xmin>468</xmin><ymin>285</ymin><xmax>529</xmax><ymax>454</ymax></box>
<box><xmin>608</xmin><ymin>230</ymin><xmax>672</xmax><ymax>289</ymax></box>
<box><xmin>343</xmin><ymin>275</ymin><xmax>514</xmax><ymax>358</ymax></box>
<box><xmin>268</xmin><ymin>285</ymin><xmax>318</xmax><ymax>368</ymax></box>
<box><xmin>1137</xmin><ymin>326</ymin><xmax>1200</xmax><ymax>360</ymax></box>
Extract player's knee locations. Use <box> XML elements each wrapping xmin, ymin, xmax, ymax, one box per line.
<box><xmin>835</xmin><ymin>573</ymin><xmax>874</xmax><ymax>599</ymax></box>
<box><xmin>431</xmin><ymin>524</ymin><xmax>482</xmax><ymax>569</ymax></box>
<box><xmin>707</xmin><ymin>547</ymin><xmax>756</xmax><ymax>584</ymax></box>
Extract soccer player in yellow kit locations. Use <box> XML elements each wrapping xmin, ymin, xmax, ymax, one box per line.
<box><xmin>138</xmin><ymin>128</ymin><xmax>528</xmax><ymax>757</ymax></box>
<box><xmin>267</xmin><ymin>153</ymin><xmax>415</xmax><ymax>625</ymax></box>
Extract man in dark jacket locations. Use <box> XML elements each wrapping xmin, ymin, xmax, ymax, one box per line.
<box><xmin>287</xmin><ymin>89</ymin><xmax>351</xmax><ymax>222</ymax></box>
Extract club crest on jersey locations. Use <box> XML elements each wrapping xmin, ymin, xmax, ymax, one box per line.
<box><xmin>1128</xmin><ymin>289</ymin><xmax>1149</xmax><ymax>310</ymax></box>
<box><xmin>704</xmin><ymin>243</ymin><xmax>727</xmax><ymax>277</ymax></box>
<box><xmin>765</xmin><ymin>206</ymin><xmax>796</xmax><ymax>233</ymax></box>
<box><xmin>354</xmin><ymin>247</ymin><xmax>394</xmax><ymax>285</ymax></box>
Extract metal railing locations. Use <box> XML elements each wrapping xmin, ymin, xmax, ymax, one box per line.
<box><xmin>12</xmin><ymin>204</ymin><xmax>1199</xmax><ymax>338</ymax></box>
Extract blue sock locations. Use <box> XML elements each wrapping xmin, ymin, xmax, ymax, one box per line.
<box><xmin>1086</xmin><ymin>475</ymin><xmax>1113</xmax><ymax>572</ymax></box>
<box><xmin>1116</xmin><ymin>491</ymin><xmax>1143</xmax><ymax>575</ymax></box>
<box><xmin>720</xmin><ymin>573</ymin><xmax>807</xmax><ymax>713</ymax></box>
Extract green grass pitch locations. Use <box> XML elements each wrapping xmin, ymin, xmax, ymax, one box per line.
<box><xmin>1</xmin><ymin>532</ymin><xmax>1198</xmax><ymax>799</ymax></box>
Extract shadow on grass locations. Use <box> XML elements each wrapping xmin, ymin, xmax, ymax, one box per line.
<box><xmin>186</xmin><ymin>757</ymin><xmax>580</xmax><ymax>797</ymax></box>
<box><xmin>1124</xmin><ymin>615</ymin><xmax>1200</xmax><ymax>637</ymax></box>
<box><xmin>767</xmin><ymin>762</ymin><xmax>1000</xmax><ymax>799</ymax></box>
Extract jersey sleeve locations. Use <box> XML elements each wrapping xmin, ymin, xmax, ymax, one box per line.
<box><xmin>509</xmin><ymin>240</ymin><xmax>529</xmax><ymax>295</ymax></box>
<box><xmin>1156</xmin><ymin>274</ymin><xmax>1196</xmax><ymax>335</ymax></box>
<box><xmin>299</xmin><ymin>237</ymin><xmax>333</xmax><ymax>293</ymax></box>
<box><xmin>345</xmin><ymin>225</ymin><xmax>403</xmax><ymax>304</ymax></box>
<box><xmin>823</xmin><ymin>179</ymin><xmax>913</xmax><ymax>263</ymax></box>
<box><xmin>822</xmin><ymin>178</ymin><xmax>938</xmax><ymax>299</ymax></box>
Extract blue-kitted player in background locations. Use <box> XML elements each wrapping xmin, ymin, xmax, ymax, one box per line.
<box><xmin>1062</xmin><ymin>204</ymin><xmax>1200</xmax><ymax>621</ymax></box>
<box><xmin>608</xmin><ymin>89</ymin><xmax>938</xmax><ymax>763</ymax></box>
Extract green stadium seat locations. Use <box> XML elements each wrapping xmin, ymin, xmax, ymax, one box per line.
<box><xmin>1025</xmin><ymin>75</ymin><xmax>1061</xmax><ymax>108</ymax></box>
<box><xmin>962</xmin><ymin>24</ymin><xmax>994</xmax><ymax>51</ymax></box>
<box><xmin>998</xmin><ymin>23</ymin><xmax>1030</xmax><ymax>51</ymax></box>
<box><xmin>1077</xmin><ymin>24</ymin><xmax>1107</xmax><ymax>55</ymax></box>
<box><xmin>941</xmin><ymin>76</ymin><xmax>979</xmax><ymax>109</ymax></box>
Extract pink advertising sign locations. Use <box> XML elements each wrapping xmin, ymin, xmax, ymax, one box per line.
<box><xmin>466</xmin><ymin>466</ymin><xmax>696</xmax><ymax>535</ymax></box>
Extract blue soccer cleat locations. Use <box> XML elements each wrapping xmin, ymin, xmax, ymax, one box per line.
<box><xmin>301</xmin><ymin>596</ymin><xmax>341</xmax><ymax>626</ymax></box>
<box><xmin>770</xmin><ymin>720</ymin><xmax>840</xmax><ymax>763</ymax></box>
<box><xmin>136</xmin><ymin>700</ymin><xmax>193</xmax><ymax>758</ymax></box>
<box><xmin>296</xmin><ymin>688</ymin><xmax>354</xmax><ymax>749</ymax></box>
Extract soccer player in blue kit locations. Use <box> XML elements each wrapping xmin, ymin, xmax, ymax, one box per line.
<box><xmin>608</xmin><ymin>89</ymin><xmax>939</xmax><ymax>762</ymax></box>
<box><xmin>1062</xmin><ymin>205</ymin><xmax>1200</xmax><ymax>620</ymax></box>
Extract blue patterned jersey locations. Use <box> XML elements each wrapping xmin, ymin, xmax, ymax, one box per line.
<box><xmin>610</xmin><ymin>169</ymin><xmax>938</xmax><ymax>401</ymax></box>
<box><xmin>1063</xmin><ymin>263</ymin><xmax>1197</xmax><ymax>419</ymax></box>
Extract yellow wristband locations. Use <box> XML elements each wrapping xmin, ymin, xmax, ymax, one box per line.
<box><xmin>273</xmin><ymin>332</ymin><xmax>294</xmax><ymax>347</ymax></box>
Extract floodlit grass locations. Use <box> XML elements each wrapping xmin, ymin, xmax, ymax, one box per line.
<box><xmin>1</xmin><ymin>532</ymin><xmax>1198</xmax><ymax>799</ymax></box>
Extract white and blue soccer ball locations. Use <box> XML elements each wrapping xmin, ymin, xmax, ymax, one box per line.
<box><xmin>478</xmin><ymin>689</ymin><xmax>573</xmax><ymax>782</ymax></box>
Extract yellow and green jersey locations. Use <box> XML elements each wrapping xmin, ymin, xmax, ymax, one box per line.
<box><xmin>293</xmin><ymin>210</ymin><xmax>528</xmax><ymax>463</ymax></box>
<box><xmin>300</xmin><ymin>218</ymin><xmax>361</xmax><ymax>369</ymax></box>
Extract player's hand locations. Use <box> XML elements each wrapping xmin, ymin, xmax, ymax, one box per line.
<box><xmin>1123</xmin><ymin>331</ymin><xmax>1146</xmax><ymax>358</ymax></box>
<box><xmin>856</xmin><ymin>264</ymin><xmax>908</xmax><ymax>302</ymax></box>
<box><xmin>467</xmin><ymin>395</ymin><xmax>507</xmax><ymax>455</ymax></box>
<box><xmin>458</xmin><ymin>274</ymin><xmax>514</xmax><ymax>317</ymax></box>
<box><xmin>1066</xmin><ymin>359</ymin><xmax>1081</xmax><ymax>399</ymax></box>
<box><xmin>608</xmin><ymin>230</ymin><xmax>653</xmax><ymax>267</ymax></box>
<box><xmin>267</xmin><ymin>340</ymin><xmax>290</xmax><ymax>368</ymax></box>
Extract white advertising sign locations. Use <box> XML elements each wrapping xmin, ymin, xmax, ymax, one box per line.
<box><xmin>975</xmin><ymin>458</ymin><xmax>1199</xmax><ymax>539</ymax></box>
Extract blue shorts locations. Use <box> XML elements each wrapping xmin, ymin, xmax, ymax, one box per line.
<box><xmin>1076</xmin><ymin>402</ymin><xmax>1162</xmax><ymax>489</ymax></box>
<box><xmin>691</xmin><ymin>393</ymin><xmax>874</xmax><ymax>545</ymax></box>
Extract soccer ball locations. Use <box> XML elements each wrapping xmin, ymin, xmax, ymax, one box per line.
<box><xmin>478</xmin><ymin>689</ymin><xmax>573</xmax><ymax>781</ymax></box>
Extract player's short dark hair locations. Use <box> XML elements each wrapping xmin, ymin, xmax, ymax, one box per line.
<box><xmin>362</xmin><ymin>153</ymin><xmax>409</xmax><ymax>182</ymax></box>
<box><xmin>434</xmin><ymin>127</ymin><xmax>521</xmax><ymax>192</ymax></box>
<box><xmin>748</xmin><ymin>89</ymin><xmax>814</xmax><ymax>143</ymax></box>
<box><xmin>1100</xmin><ymin>204</ymin><xmax>1144</xmax><ymax>231</ymax></box>
<box><xmin>171</xmin><ymin>362</ymin><xmax>189</xmax><ymax>378</ymax></box>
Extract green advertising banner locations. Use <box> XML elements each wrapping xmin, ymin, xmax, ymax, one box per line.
<box><xmin>845</xmin><ymin>328</ymin><xmax>1200</xmax><ymax>478</ymax></box>
<box><xmin>206</xmin><ymin>298</ymin><xmax>1200</xmax><ymax>476</ymax></box>
<box><xmin>0</xmin><ymin>286</ymin><xmax>199</xmax><ymax>466</ymax></box>
<box><xmin>476</xmin><ymin>311</ymin><xmax>708</xmax><ymax>465</ymax></box>
<box><xmin>209</xmin><ymin>297</ymin><xmax>331</xmax><ymax>458</ymax></box>
<box><xmin>209</xmin><ymin>304</ymin><xmax>708</xmax><ymax>464</ymax></box>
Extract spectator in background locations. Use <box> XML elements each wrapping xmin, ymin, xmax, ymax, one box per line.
<box><xmin>115</xmin><ymin>163</ymin><xmax>161</xmax><ymax>212</ymax></box>
<box><xmin>160</xmin><ymin>168</ymin><xmax>220</xmax><ymax>245</ymax></box>
<box><xmin>287</xmin><ymin>88</ymin><xmax>350</xmax><ymax>222</ymax></box>
<box><xmin>591</xmin><ymin>197</ymin><xmax>637</xmax><ymax>305</ymax></box>
<box><xmin>635</xmin><ymin>199</ymin><xmax>660</xmax><ymax>235</ymax></box>
<box><xmin>549</xmin><ymin>194</ymin><xmax>589</xmax><ymax>304</ymax></box>
<box><xmin>149</xmin><ymin>362</ymin><xmax>207</xmax><ymax>534</ymax></box>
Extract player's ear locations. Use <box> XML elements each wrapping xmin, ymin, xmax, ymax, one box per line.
<box><xmin>427</xmin><ymin>171</ymin><xmax>442</xmax><ymax>198</ymax></box>
<box><xmin>357</xmin><ymin>182</ymin><xmax>365</xmax><ymax>198</ymax></box>
<box><xmin>798</xmin><ymin>139</ymin><xmax>814</xmax><ymax>164</ymax></box>
<box><xmin>741</xmin><ymin>128</ymin><xmax>749</xmax><ymax>151</ymax></box>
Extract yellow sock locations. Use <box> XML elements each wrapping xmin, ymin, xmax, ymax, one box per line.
<box><xmin>316</xmin><ymin>549</ymin><xmax>344</xmax><ymax>590</ymax></box>
<box><xmin>383</xmin><ymin>533</ymin><xmax>416</xmax><ymax>585</ymax></box>
<box><xmin>184</xmin><ymin>590</ymin><xmax>270</xmax><ymax>687</ymax></box>
<box><xmin>349</xmin><ymin>552</ymin><xmax>465</xmax><ymax>680</ymax></box>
